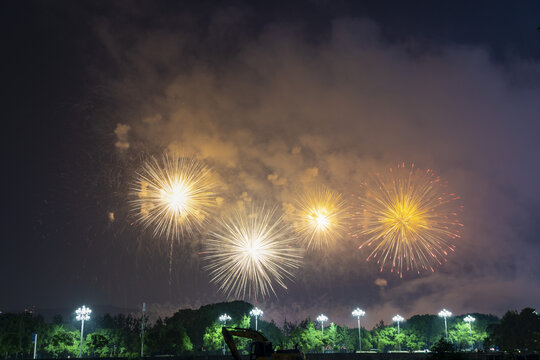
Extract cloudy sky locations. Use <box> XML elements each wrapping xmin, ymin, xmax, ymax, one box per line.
<box><xmin>3</xmin><ymin>0</ymin><xmax>540</xmax><ymax>327</ymax></box>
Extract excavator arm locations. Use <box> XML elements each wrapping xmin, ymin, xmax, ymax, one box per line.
<box><xmin>222</xmin><ymin>327</ymin><xmax>269</xmax><ymax>360</ymax></box>
<box><xmin>222</xmin><ymin>327</ymin><xmax>304</xmax><ymax>360</ymax></box>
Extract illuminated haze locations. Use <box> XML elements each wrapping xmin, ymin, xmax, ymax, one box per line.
<box><xmin>4</xmin><ymin>2</ymin><xmax>540</xmax><ymax>328</ymax></box>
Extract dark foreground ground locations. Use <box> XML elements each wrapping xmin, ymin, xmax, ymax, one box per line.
<box><xmin>35</xmin><ymin>353</ymin><xmax>539</xmax><ymax>360</ymax></box>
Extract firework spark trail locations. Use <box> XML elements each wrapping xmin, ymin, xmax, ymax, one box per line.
<box><xmin>130</xmin><ymin>154</ymin><xmax>219</xmax><ymax>284</ymax></box>
<box><xmin>353</xmin><ymin>163</ymin><xmax>462</xmax><ymax>276</ymax></box>
<box><xmin>290</xmin><ymin>186</ymin><xmax>347</xmax><ymax>250</ymax></box>
<box><xmin>203</xmin><ymin>203</ymin><xmax>303</xmax><ymax>299</ymax></box>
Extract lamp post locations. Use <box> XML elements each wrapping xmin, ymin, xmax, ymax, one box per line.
<box><xmin>141</xmin><ymin>302</ymin><xmax>146</xmax><ymax>358</ymax></box>
<box><xmin>316</xmin><ymin>314</ymin><xmax>328</xmax><ymax>353</ymax></box>
<box><xmin>219</xmin><ymin>314</ymin><xmax>231</xmax><ymax>354</ymax></box>
<box><xmin>438</xmin><ymin>309</ymin><xmax>452</xmax><ymax>340</ymax></box>
<box><xmin>250</xmin><ymin>307</ymin><xmax>263</xmax><ymax>331</ymax></box>
<box><xmin>352</xmin><ymin>308</ymin><xmax>366</xmax><ymax>351</ymax></box>
<box><xmin>392</xmin><ymin>315</ymin><xmax>404</xmax><ymax>351</ymax></box>
<box><xmin>76</xmin><ymin>306</ymin><xmax>91</xmax><ymax>358</ymax></box>
<box><xmin>464</xmin><ymin>315</ymin><xmax>475</xmax><ymax>350</ymax></box>
<box><xmin>32</xmin><ymin>333</ymin><xmax>37</xmax><ymax>359</ymax></box>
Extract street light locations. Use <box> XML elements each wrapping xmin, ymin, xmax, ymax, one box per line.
<box><xmin>219</xmin><ymin>314</ymin><xmax>232</xmax><ymax>354</ymax></box>
<box><xmin>76</xmin><ymin>306</ymin><xmax>91</xmax><ymax>358</ymax></box>
<box><xmin>392</xmin><ymin>315</ymin><xmax>405</xmax><ymax>351</ymax></box>
<box><xmin>219</xmin><ymin>313</ymin><xmax>232</xmax><ymax>325</ymax></box>
<box><xmin>438</xmin><ymin>309</ymin><xmax>452</xmax><ymax>340</ymax></box>
<box><xmin>249</xmin><ymin>307</ymin><xmax>263</xmax><ymax>331</ymax></box>
<box><xmin>464</xmin><ymin>315</ymin><xmax>475</xmax><ymax>350</ymax></box>
<box><xmin>352</xmin><ymin>308</ymin><xmax>366</xmax><ymax>351</ymax></box>
<box><xmin>316</xmin><ymin>314</ymin><xmax>328</xmax><ymax>353</ymax></box>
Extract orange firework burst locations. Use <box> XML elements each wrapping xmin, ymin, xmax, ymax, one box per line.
<box><xmin>130</xmin><ymin>154</ymin><xmax>219</xmax><ymax>239</ymax></box>
<box><xmin>130</xmin><ymin>154</ymin><xmax>220</xmax><ymax>283</ymax></box>
<box><xmin>353</xmin><ymin>163</ymin><xmax>463</xmax><ymax>276</ymax></box>
<box><xmin>290</xmin><ymin>186</ymin><xmax>347</xmax><ymax>250</ymax></box>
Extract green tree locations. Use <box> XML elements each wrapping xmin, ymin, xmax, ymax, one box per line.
<box><xmin>372</xmin><ymin>324</ymin><xmax>398</xmax><ymax>352</ymax></box>
<box><xmin>323</xmin><ymin>323</ymin><xmax>339</xmax><ymax>351</ymax></box>
<box><xmin>336</xmin><ymin>325</ymin><xmax>359</xmax><ymax>352</ymax></box>
<box><xmin>86</xmin><ymin>332</ymin><xmax>110</xmax><ymax>357</ymax></box>
<box><xmin>360</xmin><ymin>328</ymin><xmax>374</xmax><ymax>351</ymax></box>
<box><xmin>0</xmin><ymin>332</ymin><xmax>22</xmax><ymax>357</ymax></box>
<box><xmin>44</xmin><ymin>324</ymin><xmax>80</xmax><ymax>358</ymax></box>
<box><xmin>488</xmin><ymin>308</ymin><xmax>540</xmax><ymax>353</ymax></box>
<box><xmin>405</xmin><ymin>314</ymin><xmax>445</xmax><ymax>347</ymax></box>
<box><xmin>94</xmin><ymin>313</ymin><xmax>142</xmax><ymax>357</ymax></box>
<box><xmin>202</xmin><ymin>322</ymin><xmax>224</xmax><ymax>353</ymax></box>
<box><xmin>403</xmin><ymin>329</ymin><xmax>426</xmax><ymax>351</ymax></box>
<box><xmin>431</xmin><ymin>337</ymin><xmax>455</xmax><ymax>354</ymax></box>
<box><xmin>300</xmin><ymin>320</ymin><xmax>322</xmax><ymax>352</ymax></box>
<box><xmin>448</xmin><ymin>321</ymin><xmax>485</xmax><ymax>351</ymax></box>
<box><xmin>257</xmin><ymin>320</ymin><xmax>284</xmax><ymax>349</ymax></box>
<box><xmin>145</xmin><ymin>317</ymin><xmax>192</xmax><ymax>355</ymax></box>
<box><xmin>0</xmin><ymin>312</ymin><xmax>49</xmax><ymax>358</ymax></box>
<box><xmin>449</xmin><ymin>322</ymin><xmax>471</xmax><ymax>351</ymax></box>
<box><xmin>168</xmin><ymin>300</ymin><xmax>253</xmax><ymax>352</ymax></box>
<box><xmin>282</xmin><ymin>319</ymin><xmax>321</xmax><ymax>353</ymax></box>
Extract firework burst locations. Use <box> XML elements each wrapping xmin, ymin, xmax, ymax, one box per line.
<box><xmin>353</xmin><ymin>163</ymin><xmax>462</xmax><ymax>276</ymax></box>
<box><xmin>290</xmin><ymin>186</ymin><xmax>347</xmax><ymax>249</ymax></box>
<box><xmin>202</xmin><ymin>203</ymin><xmax>303</xmax><ymax>299</ymax></box>
<box><xmin>130</xmin><ymin>154</ymin><xmax>219</xmax><ymax>281</ymax></box>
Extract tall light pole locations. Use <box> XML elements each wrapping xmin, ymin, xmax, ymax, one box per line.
<box><xmin>352</xmin><ymin>308</ymin><xmax>366</xmax><ymax>351</ymax></box>
<box><xmin>76</xmin><ymin>306</ymin><xmax>91</xmax><ymax>358</ymax></box>
<box><xmin>219</xmin><ymin>314</ymin><xmax>231</xmax><ymax>354</ymax></box>
<box><xmin>250</xmin><ymin>307</ymin><xmax>263</xmax><ymax>331</ymax></box>
<box><xmin>141</xmin><ymin>302</ymin><xmax>146</xmax><ymax>358</ymax></box>
<box><xmin>32</xmin><ymin>333</ymin><xmax>37</xmax><ymax>359</ymax></box>
<box><xmin>316</xmin><ymin>314</ymin><xmax>328</xmax><ymax>353</ymax></box>
<box><xmin>438</xmin><ymin>309</ymin><xmax>452</xmax><ymax>340</ymax></box>
<box><xmin>392</xmin><ymin>315</ymin><xmax>404</xmax><ymax>351</ymax></box>
<box><xmin>464</xmin><ymin>315</ymin><xmax>475</xmax><ymax>350</ymax></box>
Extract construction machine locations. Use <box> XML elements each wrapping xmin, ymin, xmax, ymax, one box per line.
<box><xmin>222</xmin><ymin>327</ymin><xmax>305</xmax><ymax>360</ymax></box>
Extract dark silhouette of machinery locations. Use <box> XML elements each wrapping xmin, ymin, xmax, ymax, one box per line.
<box><xmin>222</xmin><ymin>327</ymin><xmax>305</xmax><ymax>360</ymax></box>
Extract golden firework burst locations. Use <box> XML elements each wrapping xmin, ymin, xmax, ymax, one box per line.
<box><xmin>131</xmin><ymin>154</ymin><xmax>219</xmax><ymax>239</ymax></box>
<box><xmin>290</xmin><ymin>186</ymin><xmax>347</xmax><ymax>249</ymax></box>
<box><xmin>354</xmin><ymin>163</ymin><xmax>462</xmax><ymax>276</ymax></box>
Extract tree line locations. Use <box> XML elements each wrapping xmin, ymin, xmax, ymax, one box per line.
<box><xmin>1</xmin><ymin>301</ymin><xmax>538</xmax><ymax>358</ymax></box>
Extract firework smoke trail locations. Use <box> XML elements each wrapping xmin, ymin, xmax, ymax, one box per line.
<box><xmin>353</xmin><ymin>163</ymin><xmax>463</xmax><ymax>276</ymax></box>
<box><xmin>203</xmin><ymin>203</ymin><xmax>303</xmax><ymax>300</ymax></box>
<box><xmin>131</xmin><ymin>154</ymin><xmax>219</xmax><ymax>285</ymax></box>
<box><xmin>289</xmin><ymin>186</ymin><xmax>347</xmax><ymax>250</ymax></box>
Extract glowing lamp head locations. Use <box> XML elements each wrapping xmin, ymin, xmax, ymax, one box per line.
<box><xmin>438</xmin><ymin>309</ymin><xmax>452</xmax><ymax>318</ymax></box>
<box><xmin>317</xmin><ymin>314</ymin><xmax>328</xmax><ymax>323</ymax></box>
<box><xmin>250</xmin><ymin>307</ymin><xmax>263</xmax><ymax>317</ymax></box>
<box><xmin>464</xmin><ymin>315</ymin><xmax>475</xmax><ymax>323</ymax></box>
<box><xmin>219</xmin><ymin>314</ymin><xmax>232</xmax><ymax>323</ymax></box>
<box><xmin>392</xmin><ymin>314</ymin><xmax>404</xmax><ymax>323</ymax></box>
<box><xmin>75</xmin><ymin>305</ymin><xmax>91</xmax><ymax>321</ymax></box>
<box><xmin>352</xmin><ymin>308</ymin><xmax>366</xmax><ymax>317</ymax></box>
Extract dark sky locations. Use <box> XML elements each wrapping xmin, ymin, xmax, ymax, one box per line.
<box><xmin>2</xmin><ymin>0</ymin><xmax>540</xmax><ymax>327</ymax></box>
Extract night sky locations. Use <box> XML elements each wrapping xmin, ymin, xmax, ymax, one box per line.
<box><xmin>3</xmin><ymin>0</ymin><xmax>540</xmax><ymax>327</ymax></box>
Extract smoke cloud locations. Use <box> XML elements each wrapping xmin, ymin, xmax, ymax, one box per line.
<box><xmin>97</xmin><ymin>11</ymin><xmax>540</xmax><ymax>327</ymax></box>
<box><xmin>114</xmin><ymin>123</ymin><xmax>131</xmax><ymax>150</ymax></box>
